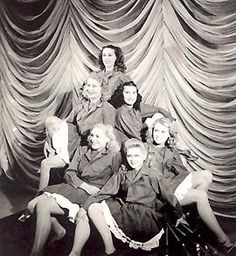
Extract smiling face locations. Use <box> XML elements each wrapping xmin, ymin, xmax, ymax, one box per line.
<box><xmin>126</xmin><ymin>146</ymin><xmax>146</xmax><ymax>171</ymax></box>
<box><xmin>152</xmin><ymin>122</ymin><xmax>170</xmax><ymax>146</ymax></box>
<box><xmin>88</xmin><ymin>127</ymin><xmax>109</xmax><ymax>151</ymax></box>
<box><xmin>102</xmin><ymin>47</ymin><xmax>117</xmax><ymax>71</ymax></box>
<box><xmin>83</xmin><ymin>78</ymin><xmax>102</xmax><ymax>102</ymax></box>
<box><xmin>123</xmin><ymin>85</ymin><xmax>138</xmax><ymax>107</ymax></box>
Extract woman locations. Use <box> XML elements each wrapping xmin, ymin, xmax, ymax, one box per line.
<box><xmin>110</xmin><ymin>80</ymin><xmax>174</xmax><ymax>143</ymax></box>
<box><xmin>96</xmin><ymin>45</ymin><xmax>131</xmax><ymax>100</ymax></box>
<box><xmin>146</xmin><ymin>116</ymin><xmax>235</xmax><ymax>253</ymax></box>
<box><xmin>29</xmin><ymin>124</ymin><xmax>121</xmax><ymax>256</ymax></box>
<box><xmin>70</xmin><ymin>139</ymin><xmax>182</xmax><ymax>256</ymax></box>
<box><xmin>66</xmin><ymin>72</ymin><xmax>116</xmax><ymax>146</ymax></box>
<box><xmin>37</xmin><ymin>116</ymin><xmax>70</xmax><ymax>191</ymax></box>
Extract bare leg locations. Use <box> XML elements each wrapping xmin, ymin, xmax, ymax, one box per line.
<box><xmin>69</xmin><ymin>214</ymin><xmax>90</xmax><ymax>256</ymax></box>
<box><xmin>38</xmin><ymin>156</ymin><xmax>66</xmax><ymax>191</ymax></box>
<box><xmin>27</xmin><ymin>194</ymin><xmax>48</xmax><ymax>214</ymax></box>
<box><xmin>30</xmin><ymin>197</ymin><xmax>65</xmax><ymax>256</ymax></box>
<box><xmin>18</xmin><ymin>194</ymin><xmax>48</xmax><ymax>223</ymax></box>
<box><xmin>180</xmin><ymin>189</ymin><xmax>229</xmax><ymax>244</ymax></box>
<box><xmin>51</xmin><ymin>217</ymin><xmax>66</xmax><ymax>241</ymax></box>
<box><xmin>191</xmin><ymin>170</ymin><xmax>213</xmax><ymax>192</ymax></box>
<box><xmin>88</xmin><ymin>203</ymin><xmax>116</xmax><ymax>255</ymax></box>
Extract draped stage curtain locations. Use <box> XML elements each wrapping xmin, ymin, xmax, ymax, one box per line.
<box><xmin>0</xmin><ymin>0</ymin><xmax>236</xmax><ymax>217</ymax></box>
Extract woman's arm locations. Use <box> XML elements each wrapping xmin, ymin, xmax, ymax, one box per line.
<box><xmin>81</xmin><ymin>170</ymin><xmax>123</xmax><ymax>211</ymax></box>
<box><xmin>63</xmin><ymin>148</ymin><xmax>84</xmax><ymax>188</ymax></box>
<box><xmin>150</xmin><ymin>172</ymin><xmax>183</xmax><ymax>220</ymax></box>
<box><xmin>140</xmin><ymin>103</ymin><xmax>175</xmax><ymax>121</ymax></box>
<box><xmin>115</xmin><ymin>108</ymin><xmax>142</xmax><ymax>140</ymax></box>
<box><xmin>103</xmin><ymin>102</ymin><xmax>116</xmax><ymax>127</ymax></box>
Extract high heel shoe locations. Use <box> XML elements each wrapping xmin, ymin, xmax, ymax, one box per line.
<box><xmin>218</xmin><ymin>239</ymin><xmax>236</xmax><ymax>254</ymax></box>
<box><xmin>18</xmin><ymin>209</ymin><xmax>31</xmax><ymax>223</ymax></box>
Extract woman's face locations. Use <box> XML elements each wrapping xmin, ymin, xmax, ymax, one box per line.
<box><xmin>102</xmin><ymin>47</ymin><xmax>116</xmax><ymax>71</ymax></box>
<box><xmin>83</xmin><ymin>78</ymin><xmax>102</xmax><ymax>102</ymax></box>
<box><xmin>89</xmin><ymin>127</ymin><xmax>109</xmax><ymax>151</ymax></box>
<box><xmin>152</xmin><ymin>122</ymin><xmax>169</xmax><ymax>146</ymax></box>
<box><xmin>123</xmin><ymin>85</ymin><xmax>137</xmax><ymax>107</ymax></box>
<box><xmin>126</xmin><ymin>146</ymin><xmax>146</xmax><ymax>170</ymax></box>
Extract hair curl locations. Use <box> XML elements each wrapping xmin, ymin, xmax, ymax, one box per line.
<box><xmin>98</xmin><ymin>45</ymin><xmax>127</xmax><ymax>73</ymax></box>
<box><xmin>81</xmin><ymin>72</ymin><xmax>108</xmax><ymax>101</ymax></box>
<box><xmin>122</xmin><ymin>138</ymin><xmax>147</xmax><ymax>168</ymax></box>
<box><xmin>88</xmin><ymin>123</ymin><xmax>120</xmax><ymax>153</ymax></box>
<box><xmin>147</xmin><ymin>117</ymin><xmax>177</xmax><ymax>149</ymax></box>
<box><xmin>110</xmin><ymin>81</ymin><xmax>142</xmax><ymax>110</ymax></box>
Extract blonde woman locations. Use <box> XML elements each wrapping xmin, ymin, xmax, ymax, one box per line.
<box><xmin>28</xmin><ymin>124</ymin><xmax>121</xmax><ymax>256</ymax></box>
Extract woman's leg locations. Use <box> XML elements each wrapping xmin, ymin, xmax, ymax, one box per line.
<box><xmin>88</xmin><ymin>203</ymin><xmax>116</xmax><ymax>255</ymax></box>
<box><xmin>51</xmin><ymin>217</ymin><xmax>66</xmax><ymax>241</ymax></box>
<box><xmin>27</xmin><ymin>194</ymin><xmax>48</xmax><ymax>214</ymax></box>
<box><xmin>38</xmin><ymin>156</ymin><xmax>66</xmax><ymax>191</ymax></box>
<box><xmin>30</xmin><ymin>197</ymin><xmax>65</xmax><ymax>256</ymax></box>
<box><xmin>191</xmin><ymin>170</ymin><xmax>213</xmax><ymax>192</ymax></box>
<box><xmin>69</xmin><ymin>213</ymin><xmax>90</xmax><ymax>256</ymax></box>
<box><xmin>180</xmin><ymin>189</ymin><xmax>230</xmax><ymax>244</ymax></box>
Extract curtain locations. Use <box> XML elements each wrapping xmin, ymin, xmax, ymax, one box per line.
<box><xmin>0</xmin><ymin>0</ymin><xmax>236</xmax><ymax>217</ymax></box>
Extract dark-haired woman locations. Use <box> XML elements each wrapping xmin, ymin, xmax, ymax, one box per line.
<box><xmin>96</xmin><ymin>45</ymin><xmax>131</xmax><ymax>100</ymax></box>
<box><xmin>110</xmin><ymin>80</ymin><xmax>174</xmax><ymax>143</ymax></box>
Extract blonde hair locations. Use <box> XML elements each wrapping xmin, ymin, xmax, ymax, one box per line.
<box><xmin>123</xmin><ymin>138</ymin><xmax>147</xmax><ymax>159</ymax></box>
<box><xmin>82</xmin><ymin>72</ymin><xmax>108</xmax><ymax>101</ymax></box>
<box><xmin>88</xmin><ymin>123</ymin><xmax>120</xmax><ymax>153</ymax></box>
<box><xmin>45</xmin><ymin>116</ymin><xmax>62</xmax><ymax>132</ymax></box>
<box><xmin>149</xmin><ymin>117</ymin><xmax>177</xmax><ymax>147</ymax></box>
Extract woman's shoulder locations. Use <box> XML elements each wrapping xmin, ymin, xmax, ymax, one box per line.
<box><xmin>116</xmin><ymin>105</ymin><xmax>129</xmax><ymax>114</ymax></box>
<box><xmin>101</xmin><ymin>100</ymin><xmax>116</xmax><ymax>110</ymax></box>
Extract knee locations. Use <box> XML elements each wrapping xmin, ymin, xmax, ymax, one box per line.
<box><xmin>202</xmin><ymin>170</ymin><xmax>213</xmax><ymax>184</ymax></box>
<box><xmin>27</xmin><ymin>200</ymin><xmax>36</xmax><ymax>214</ymax></box>
<box><xmin>88</xmin><ymin>203</ymin><xmax>102</xmax><ymax>218</ymax></box>
<box><xmin>195</xmin><ymin>190</ymin><xmax>209</xmax><ymax>203</ymax></box>
<box><xmin>40</xmin><ymin>159</ymin><xmax>50</xmax><ymax>172</ymax></box>
<box><xmin>35</xmin><ymin>199</ymin><xmax>51</xmax><ymax>214</ymax></box>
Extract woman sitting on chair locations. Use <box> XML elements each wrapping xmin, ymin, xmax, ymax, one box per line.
<box><xmin>146</xmin><ymin>116</ymin><xmax>235</xmax><ymax>253</ymax></box>
<box><xmin>70</xmin><ymin>138</ymin><xmax>183</xmax><ymax>256</ymax></box>
<box><xmin>66</xmin><ymin>71</ymin><xmax>116</xmax><ymax>146</ymax></box>
<box><xmin>28</xmin><ymin>124</ymin><xmax>121</xmax><ymax>256</ymax></box>
<box><xmin>110</xmin><ymin>80</ymin><xmax>174</xmax><ymax>143</ymax></box>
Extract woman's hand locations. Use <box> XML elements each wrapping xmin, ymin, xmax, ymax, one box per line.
<box><xmin>80</xmin><ymin>182</ymin><xmax>100</xmax><ymax>195</ymax></box>
<box><xmin>76</xmin><ymin>207</ymin><xmax>87</xmax><ymax>223</ymax></box>
<box><xmin>176</xmin><ymin>215</ymin><xmax>189</xmax><ymax>227</ymax></box>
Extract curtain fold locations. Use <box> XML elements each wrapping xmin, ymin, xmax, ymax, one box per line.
<box><xmin>0</xmin><ymin>0</ymin><xmax>235</xmax><ymax>217</ymax></box>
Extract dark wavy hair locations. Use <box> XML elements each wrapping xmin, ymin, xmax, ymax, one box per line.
<box><xmin>98</xmin><ymin>45</ymin><xmax>127</xmax><ymax>72</ymax></box>
<box><xmin>110</xmin><ymin>81</ymin><xmax>142</xmax><ymax>111</ymax></box>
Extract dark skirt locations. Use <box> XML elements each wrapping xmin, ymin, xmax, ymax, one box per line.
<box><xmin>43</xmin><ymin>183</ymin><xmax>89</xmax><ymax>205</ymax></box>
<box><xmin>102</xmin><ymin>198</ymin><xmax>165</xmax><ymax>250</ymax></box>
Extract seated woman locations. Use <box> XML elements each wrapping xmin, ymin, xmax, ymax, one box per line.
<box><xmin>110</xmin><ymin>80</ymin><xmax>174</xmax><ymax>142</ymax></box>
<box><xmin>28</xmin><ymin>124</ymin><xmax>121</xmax><ymax>256</ymax></box>
<box><xmin>96</xmin><ymin>44</ymin><xmax>131</xmax><ymax>100</ymax></box>
<box><xmin>66</xmin><ymin>72</ymin><xmax>116</xmax><ymax>146</ymax></box>
<box><xmin>146</xmin><ymin>116</ymin><xmax>236</xmax><ymax>253</ymax></box>
<box><xmin>70</xmin><ymin>138</ymin><xmax>183</xmax><ymax>256</ymax></box>
<box><xmin>37</xmin><ymin>116</ymin><xmax>70</xmax><ymax>191</ymax></box>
